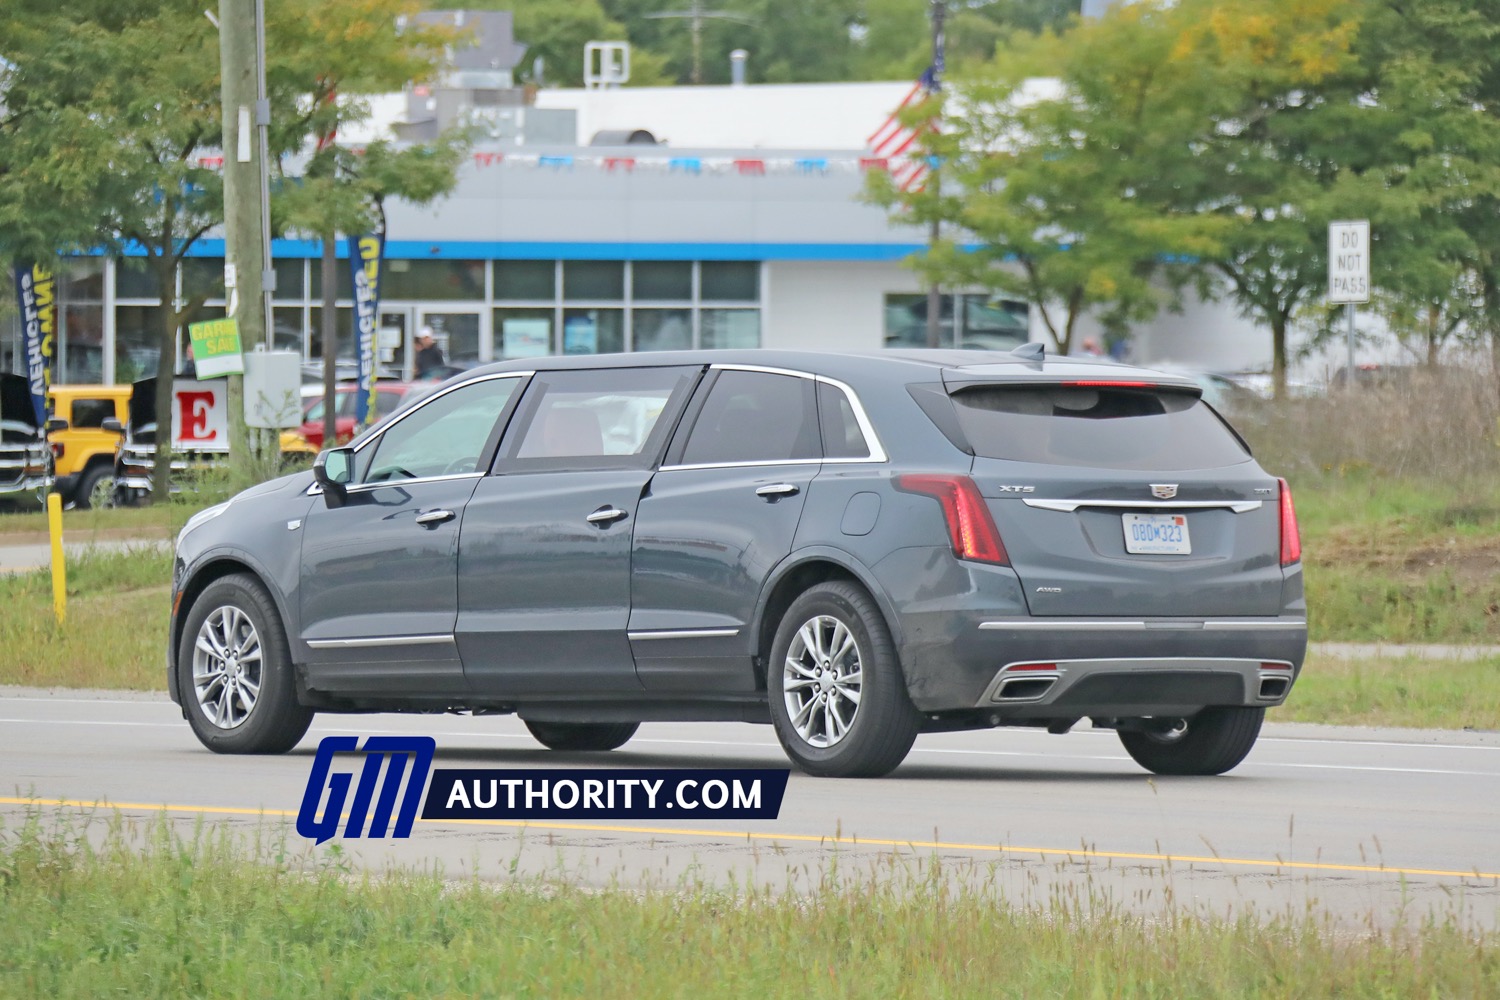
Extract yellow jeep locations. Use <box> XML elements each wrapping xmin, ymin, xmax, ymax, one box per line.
<box><xmin>47</xmin><ymin>383</ymin><xmax>131</xmax><ymax>509</ymax></box>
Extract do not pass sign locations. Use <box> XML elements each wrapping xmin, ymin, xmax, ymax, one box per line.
<box><xmin>1328</xmin><ymin>220</ymin><xmax>1370</xmax><ymax>304</ymax></box>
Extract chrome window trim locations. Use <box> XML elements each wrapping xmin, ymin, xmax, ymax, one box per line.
<box><xmin>306</xmin><ymin>634</ymin><xmax>457</xmax><ymax>649</ymax></box>
<box><xmin>1022</xmin><ymin>498</ymin><xmax>1264</xmax><ymax>514</ymax></box>
<box><xmin>350</xmin><ymin>371</ymin><xmax>535</xmax><ymax>457</ymax></box>
<box><xmin>627</xmin><ymin>628</ymin><xmax>742</xmax><ymax>641</ymax></box>
<box><xmin>978</xmin><ymin>619</ymin><xmax>1307</xmax><ymax>632</ymax></box>
<box><xmin>658</xmin><ymin>363</ymin><xmax>888</xmax><ymax>471</ymax></box>
<box><xmin>345</xmin><ymin>471</ymin><xmax>485</xmax><ymax>495</ymax></box>
<box><xmin>660</xmin><ymin>458</ymin><xmax>822</xmax><ymax>473</ymax></box>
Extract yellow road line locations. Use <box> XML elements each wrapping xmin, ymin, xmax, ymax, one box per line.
<box><xmin>3</xmin><ymin>795</ymin><xmax>1496</xmax><ymax>882</ymax></box>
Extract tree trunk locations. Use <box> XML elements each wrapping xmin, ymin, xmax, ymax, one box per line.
<box><xmin>1426</xmin><ymin>303</ymin><xmax>1440</xmax><ymax>367</ymax></box>
<box><xmin>1271</xmin><ymin>313</ymin><xmax>1288</xmax><ymax>402</ymax></box>
<box><xmin>321</xmin><ymin>231</ymin><xmax>338</xmax><ymax>449</ymax></box>
<box><xmin>149</xmin><ymin>251</ymin><xmax>178</xmax><ymax>505</ymax></box>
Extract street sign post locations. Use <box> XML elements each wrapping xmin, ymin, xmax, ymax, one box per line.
<box><xmin>1329</xmin><ymin>221</ymin><xmax>1370</xmax><ymax>385</ymax></box>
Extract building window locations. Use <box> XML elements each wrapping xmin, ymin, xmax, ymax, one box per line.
<box><xmin>382</xmin><ymin>259</ymin><xmax>485</xmax><ymax>301</ymax></box>
<box><xmin>562</xmin><ymin>308</ymin><xmax>624</xmax><ymax>355</ymax></box>
<box><xmin>494</xmin><ymin>307</ymin><xmax>555</xmax><ymax>359</ymax></box>
<box><xmin>563</xmin><ymin>261</ymin><xmax>625</xmax><ymax>300</ymax></box>
<box><xmin>495</xmin><ymin>260</ymin><xmax>556</xmax><ymax>300</ymax></box>
<box><xmin>632</xmin><ymin>261</ymin><xmax>692</xmax><ymax>301</ymax></box>
<box><xmin>883</xmin><ymin>293</ymin><xmax>1029</xmax><ymax>351</ymax></box>
<box><xmin>700</xmin><ymin>261</ymin><xmax>758</xmax><ymax>301</ymax></box>
<box><xmin>632</xmin><ymin>308</ymin><xmax>692</xmax><ymax>352</ymax></box>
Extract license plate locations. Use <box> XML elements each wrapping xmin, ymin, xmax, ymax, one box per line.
<box><xmin>1123</xmin><ymin>513</ymin><xmax>1191</xmax><ymax>555</ymax></box>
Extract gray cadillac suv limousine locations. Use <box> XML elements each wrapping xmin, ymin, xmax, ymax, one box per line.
<box><xmin>168</xmin><ymin>347</ymin><xmax>1305</xmax><ymax>777</ymax></box>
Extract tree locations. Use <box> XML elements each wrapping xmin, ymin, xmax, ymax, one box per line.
<box><xmin>442</xmin><ymin>0</ymin><xmax>669</xmax><ymax>87</ymax></box>
<box><xmin>2</xmin><ymin>0</ymin><xmax>229</xmax><ymax>497</ymax></box>
<box><xmin>2</xmin><ymin>0</ymin><xmax>471</xmax><ymax>497</ymax></box>
<box><xmin>870</xmin><ymin>10</ymin><xmax>1231</xmax><ymax>355</ymax></box>
<box><xmin>878</xmin><ymin>0</ymin><xmax>1375</xmax><ymax>391</ymax></box>
<box><xmin>269</xmin><ymin>1</ymin><xmax>469</xmax><ymax>446</ymax></box>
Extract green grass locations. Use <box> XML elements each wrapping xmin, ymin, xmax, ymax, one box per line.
<box><xmin>1</xmin><ymin>813</ymin><xmax>1497</xmax><ymax>999</ymax></box>
<box><xmin>1272</xmin><ymin>653</ymin><xmax>1500</xmax><ymax>731</ymax></box>
<box><xmin>1294</xmin><ymin>473</ymin><xmax>1500</xmax><ymax>643</ymax></box>
<box><xmin>0</xmin><ymin>548</ymin><xmax>172</xmax><ymax>690</ymax></box>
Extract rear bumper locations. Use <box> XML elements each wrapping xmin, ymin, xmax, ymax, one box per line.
<box><xmin>901</xmin><ymin>614</ymin><xmax>1307</xmax><ymax>716</ymax></box>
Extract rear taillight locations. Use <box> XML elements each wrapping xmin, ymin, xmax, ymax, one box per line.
<box><xmin>50</xmin><ymin>443</ymin><xmax>64</xmax><ymax>459</ymax></box>
<box><xmin>895</xmin><ymin>474</ymin><xmax>1009</xmax><ymax>565</ymax></box>
<box><xmin>1278</xmin><ymin>477</ymin><xmax>1301</xmax><ymax>566</ymax></box>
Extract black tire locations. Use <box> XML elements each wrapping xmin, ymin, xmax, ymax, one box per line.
<box><xmin>178</xmin><ymin>573</ymin><xmax>313</xmax><ymax>754</ymax></box>
<box><xmin>76</xmin><ymin>464</ymin><xmax>117</xmax><ymax>510</ymax></box>
<box><xmin>525</xmin><ymin>720</ymin><xmax>639</xmax><ymax>752</ymax></box>
<box><xmin>1117</xmin><ymin>706</ymin><xmax>1265</xmax><ymax>776</ymax></box>
<box><xmin>766</xmin><ymin>581</ymin><xmax>920</xmax><ymax>778</ymax></box>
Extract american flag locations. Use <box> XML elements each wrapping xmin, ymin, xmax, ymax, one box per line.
<box><xmin>867</xmin><ymin>68</ymin><xmax>938</xmax><ymax>191</ymax></box>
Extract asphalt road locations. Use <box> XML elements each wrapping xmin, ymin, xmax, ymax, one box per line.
<box><xmin>3</xmin><ymin>687</ymin><xmax>1499</xmax><ymax>927</ymax></box>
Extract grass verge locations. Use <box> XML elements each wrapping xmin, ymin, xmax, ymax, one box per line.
<box><xmin>1</xmin><ymin>813</ymin><xmax>1497</xmax><ymax>999</ymax></box>
<box><xmin>0</xmin><ymin>547</ymin><xmax>172</xmax><ymax>690</ymax></box>
<box><xmin>1271</xmin><ymin>653</ymin><xmax>1500</xmax><ymax>731</ymax></box>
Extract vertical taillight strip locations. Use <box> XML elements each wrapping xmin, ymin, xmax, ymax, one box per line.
<box><xmin>1278</xmin><ymin>477</ymin><xmax>1301</xmax><ymax>566</ymax></box>
<box><xmin>895</xmin><ymin>474</ymin><xmax>1010</xmax><ymax>565</ymax></box>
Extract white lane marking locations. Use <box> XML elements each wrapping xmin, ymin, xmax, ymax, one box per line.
<box><xmin>4</xmin><ymin>718</ymin><xmax>1495</xmax><ymax>778</ymax></box>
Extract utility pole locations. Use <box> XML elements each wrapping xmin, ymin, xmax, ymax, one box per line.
<box><xmin>924</xmin><ymin>0</ymin><xmax>946</xmax><ymax>349</ymax></box>
<box><xmin>645</xmin><ymin>1</ymin><xmax>751</xmax><ymax>85</ymax></box>
<box><xmin>218</xmin><ymin>0</ymin><xmax>272</xmax><ymax>477</ymax></box>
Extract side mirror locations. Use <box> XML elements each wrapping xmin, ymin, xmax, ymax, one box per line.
<box><xmin>313</xmin><ymin>446</ymin><xmax>354</xmax><ymax>508</ymax></box>
<box><xmin>101</xmin><ymin>417</ymin><xmax>125</xmax><ymax>435</ymax></box>
<box><xmin>45</xmin><ymin>417</ymin><xmax>69</xmax><ymax>433</ymax></box>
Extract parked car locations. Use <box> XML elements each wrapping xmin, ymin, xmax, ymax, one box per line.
<box><xmin>47</xmin><ymin>383</ymin><xmax>131</xmax><ymax>508</ymax></box>
<box><xmin>0</xmin><ymin>373</ymin><xmax>53</xmax><ymax>505</ymax></box>
<box><xmin>168</xmin><ymin>348</ymin><xmax>1306</xmax><ymax>777</ymax></box>
<box><xmin>285</xmin><ymin>382</ymin><xmax>430</xmax><ymax>451</ymax></box>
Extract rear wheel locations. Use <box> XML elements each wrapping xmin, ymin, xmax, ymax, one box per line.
<box><xmin>1117</xmin><ymin>706</ymin><xmax>1264</xmax><ymax>776</ymax></box>
<box><xmin>767</xmin><ymin>581</ymin><xmax>920</xmax><ymax>778</ymax></box>
<box><xmin>525</xmin><ymin>720</ymin><xmax>639</xmax><ymax>752</ymax></box>
<box><xmin>178</xmin><ymin>574</ymin><xmax>313</xmax><ymax>754</ymax></box>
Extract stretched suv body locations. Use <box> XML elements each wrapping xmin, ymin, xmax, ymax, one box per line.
<box><xmin>168</xmin><ymin>349</ymin><xmax>1306</xmax><ymax>777</ymax></box>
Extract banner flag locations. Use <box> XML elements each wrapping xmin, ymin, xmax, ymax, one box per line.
<box><xmin>13</xmin><ymin>263</ymin><xmax>56</xmax><ymax>425</ymax></box>
<box><xmin>349</xmin><ymin>222</ymin><xmax>385</xmax><ymax>426</ymax></box>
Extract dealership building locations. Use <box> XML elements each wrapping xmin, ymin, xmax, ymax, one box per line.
<box><xmin>4</xmin><ymin>24</ymin><xmax>1273</xmax><ymax>385</ymax></box>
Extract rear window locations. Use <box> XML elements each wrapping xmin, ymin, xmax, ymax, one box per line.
<box><xmin>948</xmin><ymin>385</ymin><xmax>1250</xmax><ymax>470</ymax></box>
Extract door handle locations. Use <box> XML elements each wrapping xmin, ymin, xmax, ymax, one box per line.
<box><xmin>755</xmin><ymin>483</ymin><xmax>800</xmax><ymax>499</ymax></box>
<box><xmin>586</xmin><ymin>507</ymin><xmax>629</xmax><ymax>525</ymax></box>
<box><xmin>415</xmin><ymin>508</ymin><xmax>456</xmax><ymax>526</ymax></box>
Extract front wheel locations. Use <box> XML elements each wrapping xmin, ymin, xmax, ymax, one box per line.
<box><xmin>178</xmin><ymin>574</ymin><xmax>313</xmax><ymax>753</ymax></box>
<box><xmin>767</xmin><ymin>581</ymin><xmax>920</xmax><ymax>778</ymax></box>
<box><xmin>1117</xmin><ymin>706</ymin><xmax>1265</xmax><ymax>776</ymax></box>
<box><xmin>77</xmin><ymin>465</ymin><xmax>117</xmax><ymax>510</ymax></box>
<box><xmin>525</xmin><ymin>721</ymin><xmax>639</xmax><ymax>752</ymax></box>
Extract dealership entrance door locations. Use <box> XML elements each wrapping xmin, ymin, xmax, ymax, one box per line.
<box><xmin>417</xmin><ymin>308</ymin><xmax>483</xmax><ymax>371</ymax></box>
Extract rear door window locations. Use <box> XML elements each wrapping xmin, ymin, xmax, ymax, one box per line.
<box><xmin>501</xmin><ymin>366</ymin><xmax>700</xmax><ymax>469</ymax></box>
<box><xmin>949</xmin><ymin>385</ymin><xmax>1250</xmax><ymax>470</ymax></box>
<box><xmin>816</xmin><ymin>381</ymin><xmax>872</xmax><ymax>460</ymax></box>
<box><xmin>678</xmin><ymin>370</ymin><xmax>820</xmax><ymax>465</ymax></box>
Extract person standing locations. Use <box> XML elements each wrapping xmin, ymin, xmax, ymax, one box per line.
<box><xmin>414</xmin><ymin>326</ymin><xmax>445</xmax><ymax>377</ymax></box>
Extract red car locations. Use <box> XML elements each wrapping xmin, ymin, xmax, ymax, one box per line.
<box><xmin>297</xmin><ymin>383</ymin><xmax>427</xmax><ymax>449</ymax></box>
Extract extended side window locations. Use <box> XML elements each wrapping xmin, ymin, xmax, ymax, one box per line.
<box><xmin>817</xmin><ymin>381</ymin><xmax>872</xmax><ymax>460</ymax></box>
<box><xmin>678</xmin><ymin>370</ymin><xmax>820</xmax><ymax>466</ymax></box>
<box><xmin>500</xmin><ymin>366</ymin><xmax>700</xmax><ymax>471</ymax></box>
<box><xmin>360</xmin><ymin>377</ymin><xmax>522</xmax><ymax>484</ymax></box>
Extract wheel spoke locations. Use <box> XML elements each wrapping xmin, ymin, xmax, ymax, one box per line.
<box><xmin>784</xmin><ymin>655</ymin><xmax>817</xmax><ymax>679</ymax></box>
<box><xmin>791</xmin><ymin>694</ymin><xmax>817</xmax><ymax>732</ymax></box>
<box><xmin>834</xmin><ymin>679</ymin><xmax>861</xmax><ymax>705</ymax></box>
<box><xmin>829</xmin><ymin>623</ymin><xmax>855</xmax><ymax>666</ymax></box>
<box><xmin>783</xmin><ymin>675</ymin><xmax>818</xmax><ymax>691</ymax></box>
<box><xmin>797</xmin><ymin>623</ymin><xmax>821</xmax><ymax>662</ymax></box>
<box><xmin>828</xmin><ymin>700</ymin><xmax>849</xmax><ymax>740</ymax></box>
<box><xmin>822</xmin><ymin>699</ymin><xmax>836</xmax><ymax>744</ymax></box>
